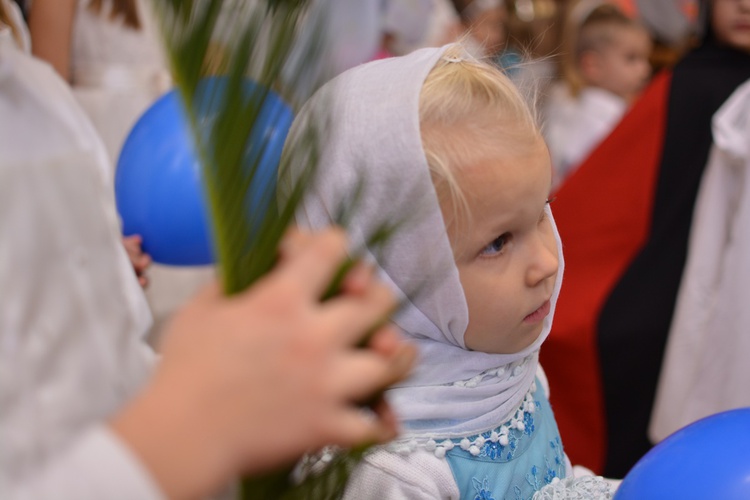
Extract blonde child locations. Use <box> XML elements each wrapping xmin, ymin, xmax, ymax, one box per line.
<box><xmin>543</xmin><ymin>2</ymin><xmax>652</xmax><ymax>187</ymax></box>
<box><xmin>283</xmin><ymin>44</ymin><xmax>617</xmax><ymax>498</ymax></box>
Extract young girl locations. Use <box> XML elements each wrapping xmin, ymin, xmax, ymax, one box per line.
<box><xmin>283</xmin><ymin>44</ymin><xmax>614</xmax><ymax>498</ymax></box>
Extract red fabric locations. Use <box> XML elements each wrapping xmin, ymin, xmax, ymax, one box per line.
<box><xmin>540</xmin><ymin>72</ymin><xmax>672</xmax><ymax>473</ymax></box>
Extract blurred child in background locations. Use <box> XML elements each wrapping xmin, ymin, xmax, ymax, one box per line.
<box><xmin>543</xmin><ymin>2</ymin><xmax>652</xmax><ymax>188</ymax></box>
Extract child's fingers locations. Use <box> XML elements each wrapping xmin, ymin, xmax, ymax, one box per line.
<box><xmin>187</xmin><ymin>281</ymin><xmax>223</xmax><ymax>304</ymax></box>
<box><xmin>340</xmin><ymin>261</ymin><xmax>375</xmax><ymax>295</ymax></box>
<box><xmin>134</xmin><ymin>254</ymin><xmax>152</xmax><ymax>273</ymax></box>
<box><xmin>371</xmin><ymin>395</ymin><xmax>400</xmax><ymax>438</ymax></box>
<box><xmin>326</xmin><ymin>343</ymin><xmax>415</xmax><ymax>401</ymax></box>
<box><xmin>280</xmin><ymin>228</ymin><xmax>376</xmax><ymax>298</ymax></box>
<box><xmin>277</xmin><ymin>226</ymin><xmax>306</xmax><ymax>258</ymax></box>
<box><xmin>367</xmin><ymin>324</ymin><xmax>404</xmax><ymax>358</ymax></box>
<box><xmin>275</xmin><ymin>227</ymin><xmax>351</xmax><ymax>298</ymax></box>
<box><xmin>122</xmin><ymin>234</ymin><xmax>142</xmax><ymax>253</ymax></box>
<box><xmin>320</xmin><ymin>405</ymin><xmax>400</xmax><ymax>448</ymax></box>
<box><xmin>320</xmin><ymin>281</ymin><xmax>397</xmax><ymax>346</ymax></box>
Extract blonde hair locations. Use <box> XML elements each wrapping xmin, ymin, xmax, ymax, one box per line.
<box><xmin>0</xmin><ymin>1</ymin><xmax>23</xmax><ymax>47</ymax></box>
<box><xmin>419</xmin><ymin>45</ymin><xmax>540</xmax><ymax>229</ymax></box>
<box><xmin>88</xmin><ymin>0</ymin><xmax>141</xmax><ymax>30</ymax></box>
<box><xmin>561</xmin><ymin>3</ymin><xmax>645</xmax><ymax>96</ymax></box>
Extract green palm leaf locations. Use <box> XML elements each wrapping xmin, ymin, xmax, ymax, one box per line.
<box><xmin>152</xmin><ymin>0</ymin><xmax>321</xmax><ymax>294</ymax></box>
<box><xmin>149</xmin><ymin>1</ymin><xmax>406</xmax><ymax>498</ymax></box>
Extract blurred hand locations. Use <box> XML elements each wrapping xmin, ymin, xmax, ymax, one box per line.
<box><xmin>111</xmin><ymin>227</ymin><xmax>415</xmax><ymax>500</ymax></box>
<box><xmin>122</xmin><ymin>235</ymin><xmax>151</xmax><ymax>288</ymax></box>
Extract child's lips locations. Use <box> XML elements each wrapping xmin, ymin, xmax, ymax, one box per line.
<box><xmin>524</xmin><ymin>300</ymin><xmax>551</xmax><ymax>323</ymax></box>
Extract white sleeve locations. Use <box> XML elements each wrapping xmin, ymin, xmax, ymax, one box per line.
<box><xmin>343</xmin><ymin>448</ymin><xmax>459</xmax><ymax>500</ymax></box>
<box><xmin>4</xmin><ymin>426</ymin><xmax>164</xmax><ymax>500</ymax></box>
<box><xmin>570</xmin><ymin>464</ymin><xmax>622</xmax><ymax>490</ymax></box>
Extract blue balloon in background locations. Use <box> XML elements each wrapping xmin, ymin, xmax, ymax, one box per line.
<box><xmin>116</xmin><ymin>78</ymin><xmax>293</xmax><ymax>266</ymax></box>
<box><xmin>615</xmin><ymin>408</ymin><xmax>750</xmax><ymax>500</ymax></box>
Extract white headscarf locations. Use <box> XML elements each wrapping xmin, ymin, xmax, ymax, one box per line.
<box><xmin>284</xmin><ymin>45</ymin><xmax>564</xmax><ymax>438</ymax></box>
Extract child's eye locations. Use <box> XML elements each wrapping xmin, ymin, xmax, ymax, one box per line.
<box><xmin>481</xmin><ymin>233</ymin><xmax>511</xmax><ymax>257</ymax></box>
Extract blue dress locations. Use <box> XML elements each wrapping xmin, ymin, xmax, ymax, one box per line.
<box><xmin>445</xmin><ymin>381</ymin><xmax>566</xmax><ymax>500</ymax></box>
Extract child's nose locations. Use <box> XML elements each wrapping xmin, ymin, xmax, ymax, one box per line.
<box><xmin>526</xmin><ymin>235</ymin><xmax>559</xmax><ymax>287</ymax></box>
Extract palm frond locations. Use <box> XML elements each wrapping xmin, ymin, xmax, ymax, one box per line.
<box><xmin>152</xmin><ymin>0</ymin><xmax>320</xmax><ymax>295</ymax></box>
<box><xmin>150</xmin><ymin>1</ymin><xmax>402</xmax><ymax>498</ymax></box>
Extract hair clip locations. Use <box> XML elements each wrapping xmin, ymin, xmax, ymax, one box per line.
<box><xmin>443</xmin><ymin>57</ymin><xmax>463</xmax><ymax>63</ymax></box>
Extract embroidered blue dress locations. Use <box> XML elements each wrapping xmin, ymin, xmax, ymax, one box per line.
<box><xmin>444</xmin><ymin>380</ymin><xmax>566</xmax><ymax>500</ymax></box>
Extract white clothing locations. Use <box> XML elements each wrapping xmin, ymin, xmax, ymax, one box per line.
<box><xmin>543</xmin><ymin>84</ymin><xmax>627</xmax><ymax>189</ymax></box>
<box><xmin>382</xmin><ymin>0</ymin><xmax>436</xmax><ymax>55</ymax></box>
<box><xmin>71</xmin><ymin>0</ymin><xmax>170</xmax><ymax>169</ymax></box>
<box><xmin>70</xmin><ymin>0</ymin><xmax>214</xmax><ymax>345</ymax></box>
<box><xmin>0</xmin><ymin>0</ymin><xmax>30</xmax><ymax>53</ymax></box>
<box><xmin>340</xmin><ymin>376</ymin><xmax>621</xmax><ymax>500</ymax></box>
<box><xmin>342</xmin><ymin>368</ymin><xmax>575</xmax><ymax>500</ymax></box>
<box><xmin>0</xmin><ymin>36</ymin><xmax>161</xmax><ymax>499</ymax></box>
<box><xmin>343</xmin><ymin>430</ymin><xmax>585</xmax><ymax>500</ymax></box>
<box><xmin>649</xmin><ymin>79</ymin><xmax>750</xmax><ymax>442</ymax></box>
<box><xmin>344</xmin><ymin>447</ymin><xmax>459</xmax><ymax>499</ymax></box>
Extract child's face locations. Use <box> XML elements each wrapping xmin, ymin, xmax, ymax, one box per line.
<box><xmin>585</xmin><ymin>26</ymin><xmax>652</xmax><ymax>102</ymax></box>
<box><xmin>712</xmin><ymin>0</ymin><xmax>750</xmax><ymax>54</ymax></box>
<box><xmin>443</xmin><ymin>136</ymin><xmax>559</xmax><ymax>355</ymax></box>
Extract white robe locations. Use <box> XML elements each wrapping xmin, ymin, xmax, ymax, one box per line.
<box><xmin>650</xmin><ymin>78</ymin><xmax>750</xmax><ymax>443</ymax></box>
<box><xmin>70</xmin><ymin>0</ymin><xmax>215</xmax><ymax>344</ymax></box>
<box><xmin>0</xmin><ymin>35</ymin><xmax>162</xmax><ymax>499</ymax></box>
<box><xmin>542</xmin><ymin>84</ymin><xmax>627</xmax><ymax>190</ymax></box>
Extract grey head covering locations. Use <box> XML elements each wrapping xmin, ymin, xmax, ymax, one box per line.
<box><xmin>282</xmin><ymin>45</ymin><xmax>564</xmax><ymax>438</ymax></box>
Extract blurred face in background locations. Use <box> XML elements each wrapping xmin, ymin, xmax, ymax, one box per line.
<box><xmin>582</xmin><ymin>25</ymin><xmax>653</xmax><ymax>103</ymax></box>
<box><xmin>466</xmin><ymin>5</ymin><xmax>507</xmax><ymax>56</ymax></box>
<box><xmin>712</xmin><ymin>0</ymin><xmax>750</xmax><ymax>53</ymax></box>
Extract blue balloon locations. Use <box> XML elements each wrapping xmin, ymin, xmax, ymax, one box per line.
<box><xmin>116</xmin><ymin>77</ymin><xmax>293</xmax><ymax>266</ymax></box>
<box><xmin>615</xmin><ymin>408</ymin><xmax>750</xmax><ymax>500</ymax></box>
